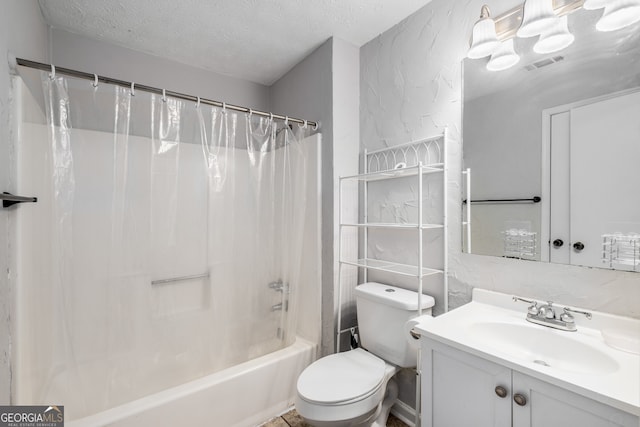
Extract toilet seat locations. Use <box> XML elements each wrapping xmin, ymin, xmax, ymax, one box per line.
<box><xmin>297</xmin><ymin>348</ymin><xmax>386</xmax><ymax>404</ymax></box>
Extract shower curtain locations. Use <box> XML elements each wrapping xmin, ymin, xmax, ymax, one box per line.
<box><xmin>14</xmin><ymin>71</ymin><xmax>316</xmax><ymax>419</ymax></box>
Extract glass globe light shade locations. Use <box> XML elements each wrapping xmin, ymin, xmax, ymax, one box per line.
<box><xmin>596</xmin><ymin>0</ymin><xmax>640</xmax><ymax>31</ymax></box>
<box><xmin>487</xmin><ymin>39</ymin><xmax>521</xmax><ymax>71</ymax></box>
<box><xmin>468</xmin><ymin>16</ymin><xmax>500</xmax><ymax>59</ymax></box>
<box><xmin>517</xmin><ymin>0</ymin><xmax>558</xmax><ymax>38</ymax></box>
<box><xmin>534</xmin><ymin>16</ymin><xmax>575</xmax><ymax>54</ymax></box>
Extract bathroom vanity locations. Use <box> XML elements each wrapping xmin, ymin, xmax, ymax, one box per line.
<box><xmin>415</xmin><ymin>289</ymin><xmax>640</xmax><ymax>427</ymax></box>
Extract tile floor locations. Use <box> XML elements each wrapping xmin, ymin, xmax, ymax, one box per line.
<box><xmin>260</xmin><ymin>408</ymin><xmax>409</xmax><ymax>427</ymax></box>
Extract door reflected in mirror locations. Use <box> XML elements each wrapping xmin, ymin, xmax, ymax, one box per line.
<box><xmin>462</xmin><ymin>5</ymin><xmax>640</xmax><ymax>272</ymax></box>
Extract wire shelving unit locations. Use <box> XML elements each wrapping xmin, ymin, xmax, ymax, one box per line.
<box><xmin>336</xmin><ymin>129</ymin><xmax>449</xmax><ymax>427</ymax></box>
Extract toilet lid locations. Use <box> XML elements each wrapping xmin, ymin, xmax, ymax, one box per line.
<box><xmin>297</xmin><ymin>348</ymin><xmax>386</xmax><ymax>404</ymax></box>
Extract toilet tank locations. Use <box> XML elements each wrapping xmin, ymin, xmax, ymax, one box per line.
<box><xmin>355</xmin><ymin>282</ymin><xmax>435</xmax><ymax>368</ymax></box>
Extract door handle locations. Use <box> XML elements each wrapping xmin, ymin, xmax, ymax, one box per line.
<box><xmin>573</xmin><ymin>242</ymin><xmax>585</xmax><ymax>251</ymax></box>
<box><xmin>552</xmin><ymin>239</ymin><xmax>564</xmax><ymax>248</ymax></box>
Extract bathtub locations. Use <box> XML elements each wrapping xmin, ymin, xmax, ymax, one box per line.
<box><xmin>66</xmin><ymin>338</ymin><xmax>316</xmax><ymax>427</ymax></box>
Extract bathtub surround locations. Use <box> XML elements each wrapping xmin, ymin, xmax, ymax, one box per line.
<box><xmin>63</xmin><ymin>339</ymin><xmax>315</xmax><ymax>427</ymax></box>
<box><xmin>11</xmin><ymin>70</ymin><xmax>320</xmax><ymax>420</ymax></box>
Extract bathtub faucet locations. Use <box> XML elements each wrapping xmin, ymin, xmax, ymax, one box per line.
<box><xmin>268</xmin><ymin>280</ymin><xmax>289</xmax><ymax>294</ymax></box>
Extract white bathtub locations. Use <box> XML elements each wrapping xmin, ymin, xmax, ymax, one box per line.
<box><xmin>67</xmin><ymin>338</ymin><xmax>316</xmax><ymax>427</ymax></box>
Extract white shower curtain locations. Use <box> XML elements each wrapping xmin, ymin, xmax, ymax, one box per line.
<box><xmin>14</xmin><ymin>71</ymin><xmax>316</xmax><ymax>420</ymax></box>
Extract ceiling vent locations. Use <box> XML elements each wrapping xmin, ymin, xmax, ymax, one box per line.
<box><xmin>524</xmin><ymin>55</ymin><xmax>565</xmax><ymax>71</ymax></box>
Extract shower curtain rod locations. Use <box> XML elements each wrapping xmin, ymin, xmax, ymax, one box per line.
<box><xmin>15</xmin><ymin>58</ymin><xmax>319</xmax><ymax>129</ymax></box>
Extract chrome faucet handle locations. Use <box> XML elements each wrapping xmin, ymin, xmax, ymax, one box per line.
<box><xmin>538</xmin><ymin>301</ymin><xmax>556</xmax><ymax>319</ymax></box>
<box><xmin>512</xmin><ymin>296</ymin><xmax>539</xmax><ymax>315</ymax></box>
<box><xmin>563</xmin><ymin>307</ymin><xmax>592</xmax><ymax>320</ymax></box>
<box><xmin>559</xmin><ymin>310</ymin><xmax>574</xmax><ymax>323</ymax></box>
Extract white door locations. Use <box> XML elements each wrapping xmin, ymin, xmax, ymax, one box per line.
<box><xmin>550</xmin><ymin>90</ymin><xmax>640</xmax><ymax>269</ymax></box>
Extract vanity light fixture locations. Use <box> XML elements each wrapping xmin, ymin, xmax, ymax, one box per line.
<box><xmin>467</xmin><ymin>5</ymin><xmax>500</xmax><ymax>59</ymax></box>
<box><xmin>595</xmin><ymin>0</ymin><xmax>640</xmax><ymax>32</ymax></box>
<box><xmin>487</xmin><ymin>39</ymin><xmax>521</xmax><ymax>71</ymax></box>
<box><xmin>534</xmin><ymin>15</ymin><xmax>575</xmax><ymax>54</ymax></box>
<box><xmin>517</xmin><ymin>0</ymin><xmax>558</xmax><ymax>37</ymax></box>
<box><xmin>467</xmin><ymin>0</ymin><xmax>640</xmax><ymax>72</ymax></box>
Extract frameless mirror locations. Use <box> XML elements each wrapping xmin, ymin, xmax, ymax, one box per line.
<box><xmin>462</xmin><ymin>6</ymin><xmax>640</xmax><ymax>272</ymax></box>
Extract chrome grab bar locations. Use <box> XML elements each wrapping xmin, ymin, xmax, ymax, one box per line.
<box><xmin>151</xmin><ymin>272</ymin><xmax>209</xmax><ymax>285</ymax></box>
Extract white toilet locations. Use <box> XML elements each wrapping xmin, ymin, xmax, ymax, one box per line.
<box><xmin>295</xmin><ymin>282</ymin><xmax>434</xmax><ymax>427</ymax></box>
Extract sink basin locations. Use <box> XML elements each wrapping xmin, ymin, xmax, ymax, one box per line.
<box><xmin>468</xmin><ymin>321</ymin><xmax>619</xmax><ymax>375</ymax></box>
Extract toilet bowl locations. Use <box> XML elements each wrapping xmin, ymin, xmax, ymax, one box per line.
<box><xmin>295</xmin><ymin>282</ymin><xmax>435</xmax><ymax>427</ymax></box>
<box><xmin>295</xmin><ymin>348</ymin><xmax>398</xmax><ymax>427</ymax></box>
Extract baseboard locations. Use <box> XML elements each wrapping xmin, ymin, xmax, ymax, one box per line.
<box><xmin>391</xmin><ymin>400</ymin><xmax>417</xmax><ymax>427</ymax></box>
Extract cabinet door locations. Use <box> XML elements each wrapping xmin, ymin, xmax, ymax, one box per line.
<box><xmin>422</xmin><ymin>341</ymin><xmax>512</xmax><ymax>427</ymax></box>
<box><xmin>550</xmin><ymin>90</ymin><xmax>640</xmax><ymax>269</ymax></box>
<box><xmin>512</xmin><ymin>372</ymin><xmax>638</xmax><ymax>427</ymax></box>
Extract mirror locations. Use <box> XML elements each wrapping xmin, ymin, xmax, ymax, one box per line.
<box><xmin>462</xmin><ymin>6</ymin><xmax>640</xmax><ymax>272</ymax></box>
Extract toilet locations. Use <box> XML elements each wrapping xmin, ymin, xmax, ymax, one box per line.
<box><xmin>295</xmin><ymin>282</ymin><xmax>434</xmax><ymax>427</ymax></box>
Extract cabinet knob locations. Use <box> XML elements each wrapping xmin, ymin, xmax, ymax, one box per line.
<box><xmin>494</xmin><ymin>385</ymin><xmax>508</xmax><ymax>398</ymax></box>
<box><xmin>513</xmin><ymin>393</ymin><xmax>527</xmax><ymax>406</ymax></box>
<box><xmin>552</xmin><ymin>239</ymin><xmax>563</xmax><ymax>248</ymax></box>
<box><xmin>573</xmin><ymin>241</ymin><xmax>585</xmax><ymax>251</ymax></box>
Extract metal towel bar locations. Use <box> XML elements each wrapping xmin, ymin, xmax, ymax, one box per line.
<box><xmin>463</xmin><ymin>196</ymin><xmax>541</xmax><ymax>204</ymax></box>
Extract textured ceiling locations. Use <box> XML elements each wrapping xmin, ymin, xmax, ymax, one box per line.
<box><xmin>39</xmin><ymin>0</ymin><xmax>434</xmax><ymax>85</ymax></box>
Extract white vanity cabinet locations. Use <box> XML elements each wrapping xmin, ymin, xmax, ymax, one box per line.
<box><xmin>512</xmin><ymin>372</ymin><xmax>638</xmax><ymax>427</ymax></box>
<box><xmin>421</xmin><ymin>339</ymin><xmax>639</xmax><ymax>427</ymax></box>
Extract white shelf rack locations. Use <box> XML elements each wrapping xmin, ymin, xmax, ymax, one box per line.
<box><xmin>340</xmin><ymin>223</ymin><xmax>444</xmax><ymax>230</ymax></box>
<box><xmin>341</xmin><ymin>258</ymin><xmax>444</xmax><ymax>278</ymax></box>
<box><xmin>337</xmin><ymin>130</ymin><xmax>449</xmax><ymax>426</ymax></box>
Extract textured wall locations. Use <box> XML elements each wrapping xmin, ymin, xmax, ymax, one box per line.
<box><xmin>360</xmin><ymin>0</ymin><xmax>640</xmax><ymax>318</ymax></box>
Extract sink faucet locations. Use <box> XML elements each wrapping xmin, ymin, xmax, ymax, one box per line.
<box><xmin>513</xmin><ymin>297</ymin><xmax>592</xmax><ymax>332</ymax></box>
